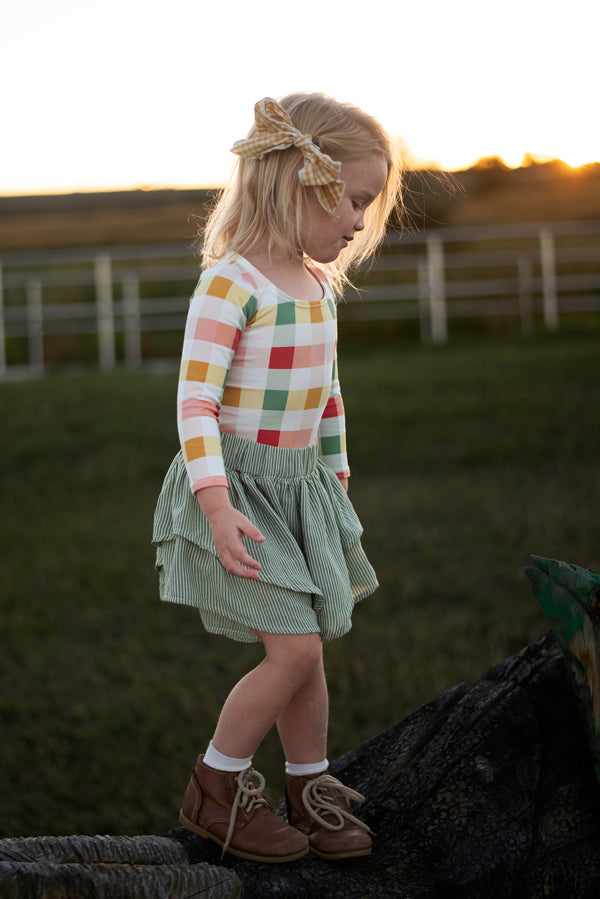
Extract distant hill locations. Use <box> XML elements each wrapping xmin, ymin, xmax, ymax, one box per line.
<box><xmin>401</xmin><ymin>160</ymin><xmax>600</xmax><ymax>231</ymax></box>
<box><xmin>1</xmin><ymin>161</ymin><xmax>599</xmax><ymax>253</ymax></box>
<box><xmin>0</xmin><ymin>188</ymin><xmax>215</xmax><ymax>253</ymax></box>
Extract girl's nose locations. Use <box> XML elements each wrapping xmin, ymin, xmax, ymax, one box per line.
<box><xmin>355</xmin><ymin>214</ymin><xmax>365</xmax><ymax>232</ymax></box>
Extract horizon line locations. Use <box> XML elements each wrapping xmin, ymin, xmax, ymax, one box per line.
<box><xmin>1</xmin><ymin>155</ymin><xmax>599</xmax><ymax>201</ymax></box>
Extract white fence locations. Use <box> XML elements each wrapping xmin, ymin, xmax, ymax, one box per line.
<box><xmin>1</xmin><ymin>220</ymin><xmax>599</xmax><ymax>377</ymax></box>
<box><xmin>343</xmin><ymin>219</ymin><xmax>600</xmax><ymax>343</ymax></box>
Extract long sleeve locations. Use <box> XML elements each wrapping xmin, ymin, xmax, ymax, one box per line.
<box><xmin>317</xmin><ymin>353</ymin><xmax>350</xmax><ymax>479</ymax></box>
<box><xmin>177</xmin><ymin>275</ymin><xmax>254</xmax><ymax>493</ymax></box>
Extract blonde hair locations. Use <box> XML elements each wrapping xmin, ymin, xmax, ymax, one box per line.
<box><xmin>200</xmin><ymin>92</ymin><xmax>403</xmax><ymax>295</ymax></box>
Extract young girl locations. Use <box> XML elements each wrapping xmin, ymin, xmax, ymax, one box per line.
<box><xmin>153</xmin><ymin>93</ymin><xmax>402</xmax><ymax>863</ymax></box>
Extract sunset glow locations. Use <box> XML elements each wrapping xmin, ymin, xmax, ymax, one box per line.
<box><xmin>2</xmin><ymin>0</ymin><xmax>598</xmax><ymax>195</ymax></box>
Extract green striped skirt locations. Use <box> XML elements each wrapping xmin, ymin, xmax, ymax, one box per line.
<box><xmin>152</xmin><ymin>432</ymin><xmax>378</xmax><ymax>643</ymax></box>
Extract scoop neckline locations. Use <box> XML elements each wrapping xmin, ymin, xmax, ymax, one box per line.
<box><xmin>231</xmin><ymin>253</ymin><xmax>328</xmax><ymax>305</ymax></box>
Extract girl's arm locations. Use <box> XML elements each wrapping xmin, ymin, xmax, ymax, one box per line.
<box><xmin>318</xmin><ymin>354</ymin><xmax>350</xmax><ymax>481</ymax></box>
<box><xmin>195</xmin><ymin>485</ymin><xmax>265</xmax><ymax>579</ymax></box>
<box><xmin>178</xmin><ymin>274</ymin><xmax>265</xmax><ymax>579</ymax></box>
<box><xmin>177</xmin><ymin>275</ymin><xmax>253</xmax><ymax>493</ymax></box>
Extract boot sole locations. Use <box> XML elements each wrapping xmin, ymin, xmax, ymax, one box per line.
<box><xmin>310</xmin><ymin>845</ymin><xmax>372</xmax><ymax>860</ymax></box>
<box><xmin>179</xmin><ymin>810</ymin><xmax>310</xmax><ymax>863</ymax></box>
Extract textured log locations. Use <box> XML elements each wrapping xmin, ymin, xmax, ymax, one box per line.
<box><xmin>3</xmin><ymin>574</ymin><xmax>600</xmax><ymax>897</ymax></box>
<box><xmin>169</xmin><ymin>633</ymin><xmax>600</xmax><ymax>897</ymax></box>
<box><xmin>0</xmin><ymin>834</ymin><xmax>189</xmax><ymax>866</ymax></box>
<box><xmin>0</xmin><ymin>834</ymin><xmax>240</xmax><ymax>898</ymax></box>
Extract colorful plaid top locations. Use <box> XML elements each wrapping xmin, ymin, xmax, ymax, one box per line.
<box><xmin>177</xmin><ymin>253</ymin><xmax>349</xmax><ymax>493</ymax></box>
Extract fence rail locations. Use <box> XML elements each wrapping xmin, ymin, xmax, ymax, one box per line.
<box><xmin>1</xmin><ymin>220</ymin><xmax>599</xmax><ymax>377</ymax></box>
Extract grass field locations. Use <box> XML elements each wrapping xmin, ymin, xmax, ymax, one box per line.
<box><xmin>1</xmin><ymin>330</ymin><xmax>599</xmax><ymax>839</ymax></box>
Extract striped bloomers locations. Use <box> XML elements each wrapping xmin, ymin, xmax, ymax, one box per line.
<box><xmin>152</xmin><ymin>432</ymin><xmax>378</xmax><ymax>643</ymax></box>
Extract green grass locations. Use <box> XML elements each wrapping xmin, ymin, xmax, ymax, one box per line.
<box><xmin>1</xmin><ymin>331</ymin><xmax>599</xmax><ymax>838</ymax></box>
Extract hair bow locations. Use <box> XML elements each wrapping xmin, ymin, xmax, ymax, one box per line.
<box><xmin>231</xmin><ymin>97</ymin><xmax>345</xmax><ymax>216</ymax></box>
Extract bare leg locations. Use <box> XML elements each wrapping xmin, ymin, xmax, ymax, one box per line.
<box><xmin>211</xmin><ymin>631</ymin><xmax>323</xmax><ymax>759</ymax></box>
<box><xmin>276</xmin><ymin>652</ymin><xmax>328</xmax><ymax>764</ymax></box>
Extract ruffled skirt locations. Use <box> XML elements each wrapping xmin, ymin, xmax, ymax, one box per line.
<box><xmin>152</xmin><ymin>432</ymin><xmax>378</xmax><ymax>643</ymax></box>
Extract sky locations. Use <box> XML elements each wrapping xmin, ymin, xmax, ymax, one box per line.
<box><xmin>2</xmin><ymin>0</ymin><xmax>599</xmax><ymax>196</ymax></box>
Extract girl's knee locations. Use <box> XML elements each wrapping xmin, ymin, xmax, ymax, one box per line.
<box><xmin>255</xmin><ymin>631</ymin><xmax>323</xmax><ymax>681</ymax></box>
<box><xmin>289</xmin><ymin>634</ymin><xmax>323</xmax><ymax>675</ymax></box>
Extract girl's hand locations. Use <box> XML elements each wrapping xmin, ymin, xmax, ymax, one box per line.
<box><xmin>339</xmin><ymin>476</ymin><xmax>349</xmax><ymax>494</ymax></box>
<box><xmin>195</xmin><ymin>486</ymin><xmax>265</xmax><ymax>579</ymax></box>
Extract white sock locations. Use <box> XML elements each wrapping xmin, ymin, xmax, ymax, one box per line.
<box><xmin>285</xmin><ymin>759</ymin><xmax>329</xmax><ymax>777</ymax></box>
<box><xmin>203</xmin><ymin>741</ymin><xmax>252</xmax><ymax>772</ymax></box>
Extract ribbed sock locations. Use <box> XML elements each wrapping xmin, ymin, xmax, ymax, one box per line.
<box><xmin>203</xmin><ymin>741</ymin><xmax>253</xmax><ymax>772</ymax></box>
<box><xmin>285</xmin><ymin>759</ymin><xmax>329</xmax><ymax>777</ymax></box>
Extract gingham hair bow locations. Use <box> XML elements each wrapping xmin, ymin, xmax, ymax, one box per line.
<box><xmin>231</xmin><ymin>97</ymin><xmax>345</xmax><ymax>216</ymax></box>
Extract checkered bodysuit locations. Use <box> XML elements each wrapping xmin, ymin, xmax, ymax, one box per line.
<box><xmin>177</xmin><ymin>253</ymin><xmax>349</xmax><ymax>493</ymax></box>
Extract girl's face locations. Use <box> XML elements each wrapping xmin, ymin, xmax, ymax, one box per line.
<box><xmin>299</xmin><ymin>154</ymin><xmax>388</xmax><ymax>264</ymax></box>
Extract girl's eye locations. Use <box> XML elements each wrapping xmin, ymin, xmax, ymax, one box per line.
<box><xmin>352</xmin><ymin>201</ymin><xmax>363</xmax><ymax>212</ymax></box>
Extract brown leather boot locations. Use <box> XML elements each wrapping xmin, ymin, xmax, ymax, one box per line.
<box><xmin>179</xmin><ymin>755</ymin><xmax>309</xmax><ymax>862</ymax></box>
<box><xmin>285</xmin><ymin>771</ymin><xmax>373</xmax><ymax>859</ymax></box>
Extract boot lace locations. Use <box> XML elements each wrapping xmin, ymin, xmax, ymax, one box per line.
<box><xmin>301</xmin><ymin>774</ymin><xmax>373</xmax><ymax>834</ymax></box>
<box><xmin>222</xmin><ymin>766</ymin><xmax>270</xmax><ymax>857</ymax></box>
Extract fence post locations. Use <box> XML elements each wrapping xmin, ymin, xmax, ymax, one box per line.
<box><xmin>539</xmin><ymin>229</ymin><xmax>558</xmax><ymax>331</ymax></box>
<box><xmin>417</xmin><ymin>258</ymin><xmax>431</xmax><ymax>344</ymax></box>
<box><xmin>27</xmin><ymin>278</ymin><xmax>44</xmax><ymax>373</ymax></box>
<box><xmin>122</xmin><ymin>274</ymin><xmax>142</xmax><ymax>368</ymax></box>
<box><xmin>95</xmin><ymin>254</ymin><xmax>115</xmax><ymax>369</ymax></box>
<box><xmin>517</xmin><ymin>254</ymin><xmax>534</xmax><ymax>337</ymax></box>
<box><xmin>0</xmin><ymin>264</ymin><xmax>6</xmax><ymax>377</ymax></box>
<box><xmin>427</xmin><ymin>235</ymin><xmax>447</xmax><ymax>344</ymax></box>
